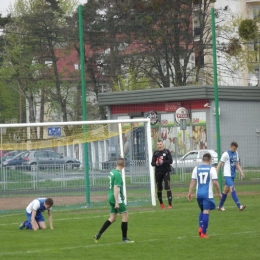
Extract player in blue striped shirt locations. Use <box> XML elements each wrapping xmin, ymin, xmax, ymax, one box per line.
<box><xmin>217</xmin><ymin>142</ymin><xmax>246</xmax><ymax>211</ymax></box>
<box><xmin>19</xmin><ymin>198</ymin><xmax>53</xmax><ymax>230</ymax></box>
<box><xmin>188</xmin><ymin>153</ymin><xmax>221</xmax><ymax>238</ymax></box>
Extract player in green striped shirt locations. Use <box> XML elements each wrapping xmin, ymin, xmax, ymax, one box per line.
<box><xmin>94</xmin><ymin>158</ymin><xmax>134</xmax><ymax>243</ymax></box>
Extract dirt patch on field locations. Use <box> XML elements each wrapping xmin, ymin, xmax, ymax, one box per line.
<box><xmin>1</xmin><ymin>191</ymin><xmax>259</xmax><ymax>211</ymax></box>
<box><xmin>0</xmin><ymin>195</ymin><xmax>107</xmax><ymax>211</ymax></box>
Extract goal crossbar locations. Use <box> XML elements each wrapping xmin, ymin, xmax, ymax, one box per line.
<box><xmin>0</xmin><ymin>118</ymin><xmax>156</xmax><ymax>206</ymax></box>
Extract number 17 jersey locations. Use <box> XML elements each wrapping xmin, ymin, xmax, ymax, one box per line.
<box><xmin>191</xmin><ymin>164</ymin><xmax>218</xmax><ymax>199</ymax></box>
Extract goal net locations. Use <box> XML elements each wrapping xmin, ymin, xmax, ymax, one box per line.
<box><xmin>0</xmin><ymin>119</ymin><xmax>155</xmax><ymax>211</ymax></box>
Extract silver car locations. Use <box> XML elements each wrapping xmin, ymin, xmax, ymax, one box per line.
<box><xmin>3</xmin><ymin>150</ymin><xmax>80</xmax><ymax>170</ymax></box>
<box><xmin>171</xmin><ymin>149</ymin><xmax>218</xmax><ymax>174</ymax></box>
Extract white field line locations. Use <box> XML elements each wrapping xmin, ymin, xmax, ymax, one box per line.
<box><xmin>176</xmin><ymin>230</ymin><xmax>257</xmax><ymax>239</ymax></box>
<box><xmin>0</xmin><ymin>231</ymin><xmax>259</xmax><ymax>257</ymax></box>
<box><xmin>0</xmin><ymin>210</ymin><xmax>157</xmax><ymax>226</ymax></box>
<box><xmin>1</xmin><ymin>202</ymin><xmax>259</xmax><ymax>225</ymax></box>
<box><xmin>0</xmin><ymin>239</ymin><xmax>157</xmax><ymax>256</ymax></box>
<box><xmin>0</xmin><ymin>213</ymin><xmax>22</xmax><ymax>217</ymax></box>
<box><xmin>0</xmin><ymin>206</ymin><xmax>259</xmax><ymax>256</ymax></box>
<box><xmin>0</xmin><ymin>202</ymin><xmax>253</xmax><ymax>219</ymax></box>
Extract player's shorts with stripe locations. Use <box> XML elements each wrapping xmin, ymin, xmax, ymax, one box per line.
<box><xmin>26</xmin><ymin>211</ymin><xmax>45</xmax><ymax>223</ymax></box>
<box><xmin>196</xmin><ymin>198</ymin><xmax>216</xmax><ymax>211</ymax></box>
<box><xmin>109</xmin><ymin>202</ymin><xmax>127</xmax><ymax>214</ymax></box>
<box><xmin>224</xmin><ymin>176</ymin><xmax>235</xmax><ymax>187</ymax></box>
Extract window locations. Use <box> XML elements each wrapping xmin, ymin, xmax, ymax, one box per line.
<box><xmin>199</xmin><ymin>151</ymin><xmax>207</xmax><ymax>159</ymax></box>
<box><xmin>49</xmin><ymin>152</ymin><xmax>62</xmax><ymax>159</ymax></box>
<box><xmin>20</xmin><ymin>152</ymin><xmax>29</xmax><ymax>159</ymax></box>
<box><xmin>253</xmin><ymin>6</ymin><xmax>260</xmax><ymax>19</ymax></box>
<box><xmin>35</xmin><ymin>151</ymin><xmax>48</xmax><ymax>158</ymax></box>
<box><xmin>194</xmin><ymin>27</ymin><xmax>201</xmax><ymax>37</ymax></box>
<box><xmin>183</xmin><ymin>152</ymin><xmax>198</xmax><ymax>160</ymax></box>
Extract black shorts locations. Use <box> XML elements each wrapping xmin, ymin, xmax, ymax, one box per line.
<box><xmin>155</xmin><ymin>172</ymin><xmax>171</xmax><ymax>190</ymax></box>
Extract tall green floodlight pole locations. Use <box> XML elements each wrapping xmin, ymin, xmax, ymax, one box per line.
<box><xmin>211</xmin><ymin>8</ymin><xmax>222</xmax><ymax>191</ymax></box>
<box><xmin>78</xmin><ymin>5</ymin><xmax>90</xmax><ymax>206</ymax></box>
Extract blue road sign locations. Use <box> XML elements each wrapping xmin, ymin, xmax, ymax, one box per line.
<box><xmin>48</xmin><ymin>127</ymin><xmax>61</xmax><ymax>137</ymax></box>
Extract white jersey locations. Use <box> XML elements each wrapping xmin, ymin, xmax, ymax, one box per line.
<box><xmin>26</xmin><ymin>198</ymin><xmax>51</xmax><ymax>214</ymax></box>
<box><xmin>191</xmin><ymin>164</ymin><xmax>218</xmax><ymax>199</ymax></box>
<box><xmin>221</xmin><ymin>150</ymin><xmax>239</xmax><ymax>177</ymax></box>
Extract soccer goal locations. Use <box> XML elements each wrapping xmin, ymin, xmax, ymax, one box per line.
<box><xmin>0</xmin><ymin>118</ymin><xmax>156</xmax><ymax>210</ymax></box>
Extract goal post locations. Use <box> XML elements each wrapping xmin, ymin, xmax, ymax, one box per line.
<box><xmin>0</xmin><ymin>118</ymin><xmax>156</xmax><ymax>209</ymax></box>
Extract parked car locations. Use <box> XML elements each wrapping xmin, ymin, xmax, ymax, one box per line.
<box><xmin>1</xmin><ymin>150</ymin><xmax>24</xmax><ymax>163</ymax></box>
<box><xmin>171</xmin><ymin>149</ymin><xmax>218</xmax><ymax>174</ymax></box>
<box><xmin>0</xmin><ymin>150</ymin><xmax>12</xmax><ymax>163</ymax></box>
<box><xmin>2</xmin><ymin>150</ymin><xmax>80</xmax><ymax>170</ymax></box>
<box><xmin>1</xmin><ymin>152</ymin><xmax>25</xmax><ymax>169</ymax></box>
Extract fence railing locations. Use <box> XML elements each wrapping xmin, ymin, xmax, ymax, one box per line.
<box><xmin>1</xmin><ymin>159</ymin><xmax>259</xmax><ymax>192</ymax></box>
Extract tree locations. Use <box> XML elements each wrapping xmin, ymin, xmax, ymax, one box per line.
<box><xmin>237</xmin><ymin>18</ymin><xmax>260</xmax><ymax>85</ymax></box>
<box><xmin>217</xmin><ymin>13</ymin><xmax>260</xmax><ymax>85</ymax></box>
<box><xmin>18</xmin><ymin>0</ymin><xmax>78</xmax><ymax>126</ymax></box>
<box><xmin>112</xmin><ymin>68</ymin><xmax>153</xmax><ymax>91</ymax></box>
<box><xmin>131</xmin><ymin>0</ymin><xmax>193</xmax><ymax>87</ymax></box>
<box><xmin>0</xmin><ymin>14</ymin><xmax>21</xmax><ymax>123</ymax></box>
<box><xmin>79</xmin><ymin>0</ymin><xmax>228</xmax><ymax>88</ymax></box>
<box><xmin>238</xmin><ymin>19</ymin><xmax>258</xmax><ymax>41</ymax></box>
<box><xmin>238</xmin><ymin>18</ymin><xmax>259</xmax><ymax>63</ymax></box>
<box><xmin>1</xmin><ymin>0</ymin><xmax>78</xmax><ymax>129</ymax></box>
<box><xmin>0</xmin><ymin>81</ymin><xmax>21</xmax><ymax>123</ymax></box>
<box><xmin>0</xmin><ymin>17</ymin><xmax>43</xmax><ymax>124</ymax></box>
<box><xmin>75</xmin><ymin>0</ymin><xmax>139</xmax><ymax>118</ymax></box>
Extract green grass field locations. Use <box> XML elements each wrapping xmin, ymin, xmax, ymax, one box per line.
<box><xmin>0</xmin><ymin>193</ymin><xmax>259</xmax><ymax>260</ymax></box>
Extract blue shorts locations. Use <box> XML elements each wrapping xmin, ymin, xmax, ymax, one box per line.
<box><xmin>197</xmin><ymin>198</ymin><xmax>216</xmax><ymax>211</ymax></box>
<box><xmin>26</xmin><ymin>211</ymin><xmax>45</xmax><ymax>223</ymax></box>
<box><xmin>224</xmin><ymin>177</ymin><xmax>235</xmax><ymax>187</ymax></box>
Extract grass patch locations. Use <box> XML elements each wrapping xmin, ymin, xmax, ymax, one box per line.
<box><xmin>0</xmin><ymin>194</ymin><xmax>259</xmax><ymax>260</ymax></box>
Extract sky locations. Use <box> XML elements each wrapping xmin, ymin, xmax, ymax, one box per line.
<box><xmin>0</xmin><ymin>0</ymin><xmax>87</xmax><ymax>17</ymax></box>
<box><xmin>0</xmin><ymin>0</ymin><xmax>15</xmax><ymax>16</ymax></box>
